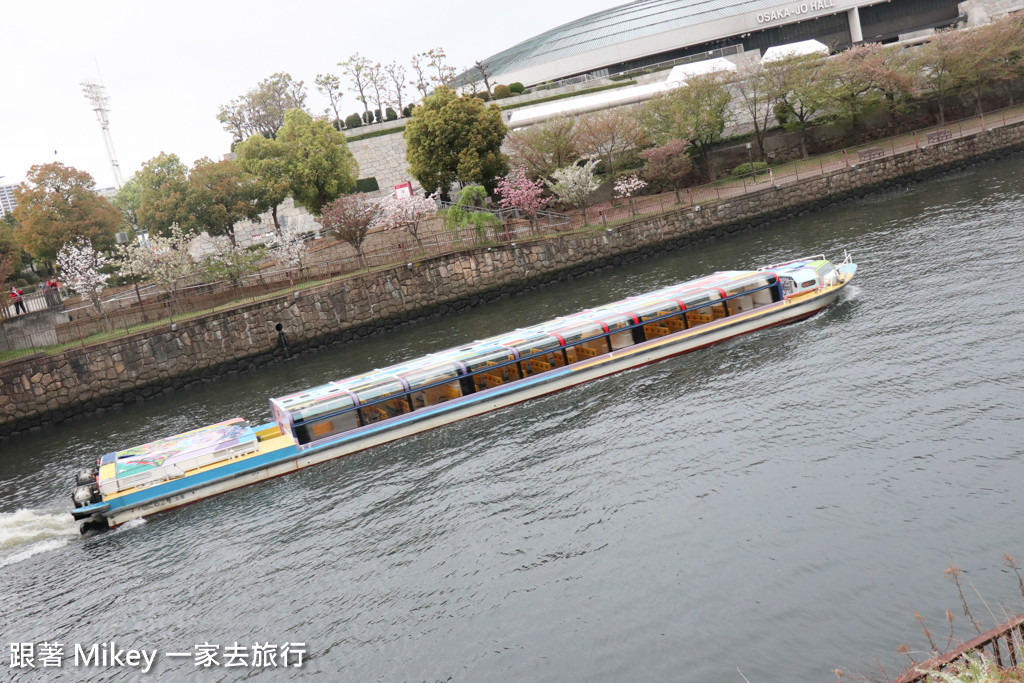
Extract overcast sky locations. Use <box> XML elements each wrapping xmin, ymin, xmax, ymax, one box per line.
<box><xmin>1</xmin><ymin>0</ymin><xmax>627</xmax><ymax>189</ymax></box>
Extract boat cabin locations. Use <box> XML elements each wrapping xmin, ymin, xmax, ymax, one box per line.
<box><xmin>270</xmin><ymin>268</ymin><xmax>797</xmax><ymax>447</ymax></box>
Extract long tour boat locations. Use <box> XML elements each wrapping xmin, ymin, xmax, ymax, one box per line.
<box><xmin>70</xmin><ymin>253</ymin><xmax>857</xmax><ymax>532</ymax></box>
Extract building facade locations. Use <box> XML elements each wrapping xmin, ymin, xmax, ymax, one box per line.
<box><xmin>0</xmin><ymin>183</ymin><xmax>17</xmax><ymax>217</ymax></box>
<box><xmin>464</xmin><ymin>0</ymin><xmax>1016</xmax><ymax>89</ymax></box>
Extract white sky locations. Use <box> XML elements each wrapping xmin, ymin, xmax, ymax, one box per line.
<box><xmin>1</xmin><ymin>0</ymin><xmax>627</xmax><ymax>189</ymax></box>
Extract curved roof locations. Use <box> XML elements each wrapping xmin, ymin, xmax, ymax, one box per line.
<box><xmin>481</xmin><ymin>0</ymin><xmax>772</xmax><ymax>79</ymax></box>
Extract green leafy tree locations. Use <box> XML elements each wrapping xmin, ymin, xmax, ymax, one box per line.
<box><xmin>642</xmin><ymin>72</ymin><xmax>731</xmax><ymax>179</ymax></box>
<box><xmin>135</xmin><ymin>152</ymin><xmax>190</xmax><ymax>236</ymax></box>
<box><xmin>276</xmin><ymin>109</ymin><xmax>359</xmax><ymax>216</ymax></box>
<box><xmin>767</xmin><ymin>53</ymin><xmax>831</xmax><ymax>157</ymax></box>
<box><xmin>12</xmin><ymin>162</ymin><xmax>120</xmax><ymax>265</ymax></box>
<box><xmin>404</xmin><ymin>86</ymin><xmax>508</xmax><ymax>197</ymax></box>
<box><xmin>185</xmin><ymin>158</ymin><xmax>264</xmax><ymax>245</ymax></box>
<box><xmin>234</xmin><ymin>134</ymin><xmax>292</xmax><ymax>233</ymax></box>
<box><xmin>820</xmin><ymin>44</ymin><xmax>895</xmax><ymax>131</ymax></box>
<box><xmin>111</xmin><ymin>178</ymin><xmax>142</xmax><ymax>232</ymax></box>
<box><xmin>734</xmin><ymin>61</ymin><xmax>780</xmax><ymax>160</ymax></box>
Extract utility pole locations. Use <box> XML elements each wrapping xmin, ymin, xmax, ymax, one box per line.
<box><xmin>80</xmin><ymin>80</ymin><xmax>124</xmax><ymax>189</ymax></box>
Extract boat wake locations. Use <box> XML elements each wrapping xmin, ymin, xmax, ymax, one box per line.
<box><xmin>0</xmin><ymin>509</ymin><xmax>79</xmax><ymax>568</ymax></box>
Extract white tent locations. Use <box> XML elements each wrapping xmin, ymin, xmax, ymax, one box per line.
<box><xmin>665</xmin><ymin>57</ymin><xmax>738</xmax><ymax>85</ymax></box>
<box><xmin>760</xmin><ymin>40</ymin><xmax>829</xmax><ymax>64</ymax></box>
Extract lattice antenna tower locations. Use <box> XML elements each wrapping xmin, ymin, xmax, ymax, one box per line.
<box><xmin>80</xmin><ymin>80</ymin><xmax>123</xmax><ymax>188</ymax></box>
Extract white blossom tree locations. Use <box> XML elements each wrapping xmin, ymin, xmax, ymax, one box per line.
<box><xmin>375</xmin><ymin>193</ymin><xmax>438</xmax><ymax>246</ymax></box>
<box><xmin>201</xmin><ymin>238</ymin><xmax>267</xmax><ymax>287</ymax></box>
<box><xmin>613</xmin><ymin>174</ymin><xmax>647</xmax><ymax>216</ymax></box>
<box><xmin>116</xmin><ymin>223</ymin><xmax>195</xmax><ymax>297</ymax></box>
<box><xmin>263</xmin><ymin>223</ymin><xmax>310</xmax><ymax>290</ymax></box>
<box><xmin>547</xmin><ymin>158</ymin><xmax>601</xmax><ymax>224</ymax></box>
<box><xmin>57</xmin><ymin>238</ymin><xmax>110</xmax><ymax>314</ymax></box>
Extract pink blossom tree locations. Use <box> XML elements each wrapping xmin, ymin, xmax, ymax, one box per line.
<box><xmin>495</xmin><ymin>166</ymin><xmax>550</xmax><ymax>233</ymax></box>
<box><xmin>640</xmin><ymin>140</ymin><xmax>693</xmax><ymax>203</ymax></box>
<box><xmin>320</xmin><ymin>193</ymin><xmax>382</xmax><ymax>267</ymax></box>
<box><xmin>375</xmin><ymin>193</ymin><xmax>438</xmax><ymax>247</ymax></box>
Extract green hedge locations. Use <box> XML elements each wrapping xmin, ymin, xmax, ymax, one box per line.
<box><xmin>355</xmin><ymin>177</ymin><xmax>380</xmax><ymax>193</ymax></box>
<box><xmin>345</xmin><ymin>125</ymin><xmax>406</xmax><ymax>142</ymax></box>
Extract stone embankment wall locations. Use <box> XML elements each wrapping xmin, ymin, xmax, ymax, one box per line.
<box><xmin>2</xmin><ymin>121</ymin><xmax>1024</xmax><ymax>439</ymax></box>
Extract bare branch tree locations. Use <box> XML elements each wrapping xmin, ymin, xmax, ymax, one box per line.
<box><xmin>314</xmin><ymin>73</ymin><xmax>345</xmax><ymax>130</ymax></box>
<box><xmin>340</xmin><ymin>53</ymin><xmax>372</xmax><ymax>117</ymax></box>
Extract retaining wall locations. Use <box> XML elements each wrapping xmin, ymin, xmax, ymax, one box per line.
<box><xmin>2</xmin><ymin>121</ymin><xmax>1023</xmax><ymax>439</ymax></box>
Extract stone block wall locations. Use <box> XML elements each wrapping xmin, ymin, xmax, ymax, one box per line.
<box><xmin>2</xmin><ymin>120</ymin><xmax>1024</xmax><ymax>439</ymax></box>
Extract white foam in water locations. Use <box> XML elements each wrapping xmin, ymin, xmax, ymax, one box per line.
<box><xmin>0</xmin><ymin>509</ymin><xmax>79</xmax><ymax>568</ymax></box>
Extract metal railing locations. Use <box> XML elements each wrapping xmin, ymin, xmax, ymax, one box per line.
<box><xmin>895</xmin><ymin>612</ymin><xmax>1024</xmax><ymax>682</ymax></box>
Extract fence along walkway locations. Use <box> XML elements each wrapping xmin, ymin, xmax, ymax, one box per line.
<box><xmin>4</xmin><ymin>104</ymin><xmax>1024</xmax><ymax>357</ymax></box>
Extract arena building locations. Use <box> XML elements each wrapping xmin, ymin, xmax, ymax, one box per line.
<box><xmin>464</xmin><ymin>0</ymin><xmax>999</xmax><ymax>90</ymax></box>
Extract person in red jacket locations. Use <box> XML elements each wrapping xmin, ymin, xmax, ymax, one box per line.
<box><xmin>9</xmin><ymin>286</ymin><xmax>27</xmax><ymax>315</ymax></box>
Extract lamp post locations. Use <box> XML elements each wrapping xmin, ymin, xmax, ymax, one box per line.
<box><xmin>745</xmin><ymin>142</ymin><xmax>754</xmax><ymax>179</ymax></box>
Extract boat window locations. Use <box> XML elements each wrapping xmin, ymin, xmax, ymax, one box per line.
<box><xmin>464</xmin><ymin>347</ymin><xmax>516</xmax><ymax>374</ymax></box>
<box><xmin>294</xmin><ymin>411</ymin><xmax>360</xmax><ymax>445</ymax></box>
<box><xmin>683</xmin><ymin>292</ymin><xmax>726</xmax><ymax>325</ymax></box>
<box><xmin>351</xmin><ymin>378</ymin><xmax>405</xmax><ymax>405</ymax></box>
<box><xmin>399</xmin><ymin>362</ymin><xmax>463</xmax><ymax>409</ymax></box>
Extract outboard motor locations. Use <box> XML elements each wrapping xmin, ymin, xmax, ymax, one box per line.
<box><xmin>76</xmin><ymin>467</ymin><xmax>98</xmax><ymax>486</ymax></box>
<box><xmin>72</xmin><ymin>484</ymin><xmax>100</xmax><ymax>508</ymax></box>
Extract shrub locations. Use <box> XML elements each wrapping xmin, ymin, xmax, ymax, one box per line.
<box><xmin>345</xmin><ymin>113</ymin><xmax>362</xmax><ymax>129</ymax></box>
<box><xmin>474</xmin><ymin>91</ymin><xmax>491</xmax><ymax>102</ymax></box>
<box><xmin>374</xmin><ymin>109</ymin><xmax>382</xmax><ymax>123</ymax></box>
<box><xmin>355</xmin><ymin>177</ymin><xmax>380</xmax><ymax>193</ymax></box>
<box><xmin>493</xmin><ymin>84</ymin><xmax>511</xmax><ymax>99</ymax></box>
<box><xmin>362</xmin><ymin>111</ymin><xmax>374</xmax><ymax>125</ymax></box>
<box><xmin>385</xmin><ymin>107</ymin><xmax>398</xmax><ymax>121</ymax></box>
<box><xmin>509</xmin><ymin>82</ymin><xmax>525</xmax><ymax>95</ymax></box>
<box><xmin>731</xmin><ymin>161</ymin><xmax>769</xmax><ymax>178</ymax></box>
<box><xmin>402</xmin><ymin>104</ymin><xmax>415</xmax><ymax>118</ymax></box>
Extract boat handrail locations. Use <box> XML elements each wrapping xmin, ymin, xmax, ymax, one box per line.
<box><xmin>758</xmin><ymin>254</ymin><xmax>826</xmax><ymax>271</ymax></box>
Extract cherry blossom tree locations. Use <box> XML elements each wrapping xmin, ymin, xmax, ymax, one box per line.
<box><xmin>116</xmin><ymin>223</ymin><xmax>194</xmax><ymax>297</ymax></box>
<box><xmin>613</xmin><ymin>174</ymin><xmax>647</xmax><ymax>216</ymax></box>
<box><xmin>263</xmin><ymin>223</ymin><xmax>311</xmax><ymax>291</ymax></box>
<box><xmin>495</xmin><ymin>167</ymin><xmax>550</xmax><ymax>232</ymax></box>
<box><xmin>375</xmin><ymin>193</ymin><xmax>438</xmax><ymax>246</ymax></box>
<box><xmin>201</xmin><ymin>238</ymin><xmax>267</xmax><ymax>287</ymax></box>
<box><xmin>547</xmin><ymin>159</ymin><xmax>601</xmax><ymax>224</ymax></box>
<box><xmin>640</xmin><ymin>140</ymin><xmax>693</xmax><ymax>203</ymax></box>
<box><xmin>320</xmin><ymin>193</ymin><xmax>382</xmax><ymax>267</ymax></box>
<box><xmin>57</xmin><ymin>238</ymin><xmax>109</xmax><ymax>314</ymax></box>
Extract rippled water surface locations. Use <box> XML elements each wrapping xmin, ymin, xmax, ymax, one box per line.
<box><xmin>3</xmin><ymin>156</ymin><xmax>1024</xmax><ymax>681</ymax></box>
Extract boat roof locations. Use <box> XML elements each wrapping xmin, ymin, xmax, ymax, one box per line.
<box><xmin>98</xmin><ymin>418</ymin><xmax>257</xmax><ymax>485</ymax></box>
<box><xmin>270</xmin><ymin>266</ymin><xmax>791</xmax><ymax>414</ymax></box>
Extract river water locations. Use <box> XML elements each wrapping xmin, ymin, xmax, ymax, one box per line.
<box><xmin>2</xmin><ymin>156</ymin><xmax>1024</xmax><ymax>681</ymax></box>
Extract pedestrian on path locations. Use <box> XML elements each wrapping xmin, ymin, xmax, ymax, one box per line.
<box><xmin>9</xmin><ymin>286</ymin><xmax>27</xmax><ymax>315</ymax></box>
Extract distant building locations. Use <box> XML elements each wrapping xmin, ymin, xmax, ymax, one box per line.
<box><xmin>0</xmin><ymin>183</ymin><xmax>17</xmax><ymax>217</ymax></box>
<box><xmin>460</xmin><ymin>0</ymin><xmax>1020</xmax><ymax>90</ymax></box>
